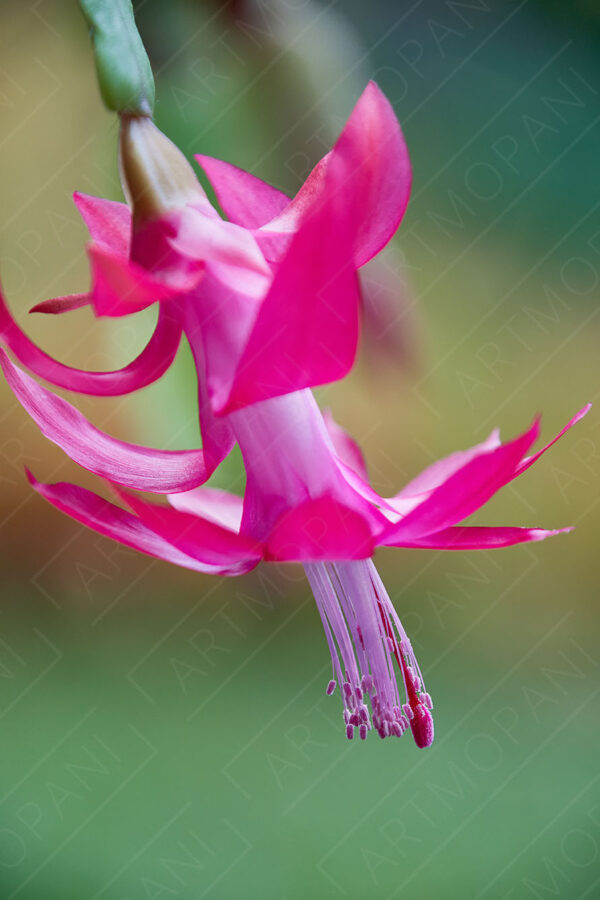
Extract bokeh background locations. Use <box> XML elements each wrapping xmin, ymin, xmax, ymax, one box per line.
<box><xmin>0</xmin><ymin>1</ymin><xmax>599</xmax><ymax>897</ymax></box>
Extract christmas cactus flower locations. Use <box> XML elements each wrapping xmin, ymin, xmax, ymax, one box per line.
<box><xmin>0</xmin><ymin>83</ymin><xmax>588</xmax><ymax>748</ymax></box>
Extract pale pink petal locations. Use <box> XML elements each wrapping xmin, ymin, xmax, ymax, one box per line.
<box><xmin>386</xmin><ymin>525</ymin><xmax>573</xmax><ymax>550</ymax></box>
<box><xmin>30</xmin><ymin>293</ymin><xmax>91</xmax><ymax>315</ymax></box>
<box><xmin>168</xmin><ymin>486</ymin><xmax>243</xmax><ymax>532</ymax></box>
<box><xmin>27</xmin><ymin>471</ymin><xmax>241</xmax><ymax>575</ymax></box>
<box><xmin>323</xmin><ymin>410</ymin><xmax>368</xmax><ymax>481</ymax></box>
<box><xmin>117</xmin><ymin>488</ymin><xmax>262</xmax><ymax>572</ymax></box>
<box><xmin>195</xmin><ymin>155</ymin><xmax>290</xmax><ymax>228</ymax></box>
<box><xmin>168</xmin><ymin>204</ymin><xmax>270</xmax><ymax>276</ymax></box>
<box><xmin>515</xmin><ymin>405</ymin><xmax>591</xmax><ymax>476</ymax></box>
<box><xmin>1</xmin><ymin>352</ymin><xmax>213</xmax><ymax>493</ymax></box>
<box><xmin>0</xmin><ymin>287</ymin><xmax>181</xmax><ymax>395</ymax></box>
<box><xmin>265</xmin><ymin>496</ymin><xmax>374</xmax><ymax>562</ymax></box>
<box><xmin>73</xmin><ymin>192</ymin><xmax>131</xmax><ymax>254</ymax></box>
<box><xmin>381</xmin><ymin>419</ymin><xmax>540</xmax><ymax>543</ymax></box>
<box><xmin>393</xmin><ymin>429</ymin><xmax>501</xmax><ymax>499</ymax></box>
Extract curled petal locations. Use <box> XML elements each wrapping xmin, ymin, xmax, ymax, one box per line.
<box><xmin>0</xmin><ymin>287</ymin><xmax>181</xmax><ymax>395</ymax></box>
<box><xmin>117</xmin><ymin>488</ymin><xmax>261</xmax><ymax>573</ymax></box>
<box><xmin>381</xmin><ymin>419</ymin><xmax>540</xmax><ymax>543</ymax></box>
<box><xmin>385</xmin><ymin>525</ymin><xmax>573</xmax><ymax>550</ymax></box>
<box><xmin>516</xmin><ymin>404</ymin><xmax>591</xmax><ymax>476</ymax></box>
<box><xmin>194</xmin><ymin>155</ymin><xmax>290</xmax><ymax>229</ymax></box>
<box><xmin>28</xmin><ymin>471</ymin><xmax>242</xmax><ymax>575</ymax></box>
<box><xmin>265</xmin><ymin>496</ymin><xmax>374</xmax><ymax>562</ymax></box>
<box><xmin>1</xmin><ymin>352</ymin><xmax>213</xmax><ymax>493</ymax></box>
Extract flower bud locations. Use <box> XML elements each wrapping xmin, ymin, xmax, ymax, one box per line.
<box><xmin>119</xmin><ymin>115</ymin><xmax>203</xmax><ymax>226</ymax></box>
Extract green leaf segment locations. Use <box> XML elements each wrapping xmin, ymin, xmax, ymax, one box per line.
<box><xmin>78</xmin><ymin>0</ymin><xmax>155</xmax><ymax>116</ymax></box>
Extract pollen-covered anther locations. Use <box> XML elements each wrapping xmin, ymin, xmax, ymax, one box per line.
<box><xmin>326</xmin><ymin>679</ymin><xmax>336</xmax><ymax>696</ymax></box>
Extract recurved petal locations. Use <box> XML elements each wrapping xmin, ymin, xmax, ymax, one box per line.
<box><xmin>385</xmin><ymin>524</ymin><xmax>573</xmax><ymax>550</ymax></box>
<box><xmin>515</xmin><ymin>405</ymin><xmax>591</xmax><ymax>476</ymax></box>
<box><xmin>117</xmin><ymin>488</ymin><xmax>262</xmax><ymax>572</ymax></box>
<box><xmin>380</xmin><ymin>418</ymin><xmax>541</xmax><ymax>544</ymax></box>
<box><xmin>265</xmin><ymin>496</ymin><xmax>374</xmax><ymax>562</ymax></box>
<box><xmin>0</xmin><ymin>287</ymin><xmax>182</xmax><ymax>396</ymax></box>
<box><xmin>1</xmin><ymin>352</ymin><xmax>212</xmax><ymax>493</ymax></box>
<box><xmin>28</xmin><ymin>471</ymin><xmax>242</xmax><ymax>575</ymax></box>
<box><xmin>195</xmin><ymin>156</ymin><xmax>290</xmax><ymax>228</ymax></box>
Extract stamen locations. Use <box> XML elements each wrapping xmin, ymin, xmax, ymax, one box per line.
<box><xmin>304</xmin><ymin>559</ymin><xmax>434</xmax><ymax>749</ymax></box>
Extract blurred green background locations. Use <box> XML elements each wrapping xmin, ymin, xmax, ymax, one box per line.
<box><xmin>0</xmin><ymin>1</ymin><xmax>599</xmax><ymax>897</ymax></box>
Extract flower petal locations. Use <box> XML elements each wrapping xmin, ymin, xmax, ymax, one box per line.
<box><xmin>260</xmin><ymin>81</ymin><xmax>412</xmax><ymax>268</ymax></box>
<box><xmin>516</xmin><ymin>404</ymin><xmax>591</xmax><ymax>476</ymax></box>
<box><xmin>392</xmin><ymin>429</ymin><xmax>501</xmax><ymax>499</ymax></box>
<box><xmin>217</xmin><ymin>164</ymin><xmax>361</xmax><ymax>412</ymax></box>
<box><xmin>73</xmin><ymin>192</ymin><xmax>131</xmax><ymax>254</ymax></box>
<box><xmin>195</xmin><ymin>155</ymin><xmax>290</xmax><ymax>228</ymax></box>
<box><xmin>386</xmin><ymin>525</ymin><xmax>573</xmax><ymax>550</ymax></box>
<box><xmin>27</xmin><ymin>471</ymin><xmax>239</xmax><ymax>575</ymax></box>
<box><xmin>265</xmin><ymin>496</ymin><xmax>374</xmax><ymax>562</ymax></box>
<box><xmin>117</xmin><ymin>488</ymin><xmax>261</xmax><ymax>572</ymax></box>
<box><xmin>380</xmin><ymin>419</ymin><xmax>540</xmax><ymax>543</ymax></box>
<box><xmin>0</xmin><ymin>287</ymin><xmax>181</xmax><ymax>396</ymax></box>
<box><xmin>1</xmin><ymin>352</ymin><xmax>214</xmax><ymax>493</ymax></box>
<box><xmin>30</xmin><ymin>293</ymin><xmax>91</xmax><ymax>315</ymax></box>
<box><xmin>168</xmin><ymin>486</ymin><xmax>243</xmax><ymax>532</ymax></box>
<box><xmin>88</xmin><ymin>243</ymin><xmax>203</xmax><ymax>318</ymax></box>
<box><xmin>323</xmin><ymin>410</ymin><xmax>368</xmax><ymax>481</ymax></box>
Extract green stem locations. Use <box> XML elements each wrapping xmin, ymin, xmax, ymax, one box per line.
<box><xmin>78</xmin><ymin>0</ymin><xmax>155</xmax><ymax>116</ymax></box>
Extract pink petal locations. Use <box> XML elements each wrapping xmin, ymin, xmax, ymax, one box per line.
<box><xmin>195</xmin><ymin>155</ymin><xmax>290</xmax><ymax>228</ymax></box>
<box><xmin>516</xmin><ymin>405</ymin><xmax>591</xmax><ymax>476</ymax></box>
<box><xmin>0</xmin><ymin>286</ymin><xmax>181</xmax><ymax>395</ymax></box>
<box><xmin>1</xmin><ymin>352</ymin><xmax>213</xmax><ymax>493</ymax></box>
<box><xmin>265</xmin><ymin>496</ymin><xmax>374</xmax><ymax>562</ymax></box>
<box><xmin>323</xmin><ymin>410</ymin><xmax>368</xmax><ymax>481</ymax></box>
<box><xmin>88</xmin><ymin>244</ymin><xmax>203</xmax><ymax>318</ymax></box>
<box><xmin>386</xmin><ymin>525</ymin><xmax>573</xmax><ymax>550</ymax></box>
<box><xmin>27</xmin><ymin>471</ymin><xmax>242</xmax><ymax>575</ymax></box>
<box><xmin>30</xmin><ymin>293</ymin><xmax>91</xmax><ymax>315</ymax></box>
<box><xmin>261</xmin><ymin>81</ymin><xmax>412</xmax><ymax>268</ymax></box>
<box><xmin>217</xmin><ymin>162</ymin><xmax>361</xmax><ymax>412</ymax></box>
<box><xmin>381</xmin><ymin>419</ymin><xmax>540</xmax><ymax>543</ymax></box>
<box><xmin>168</xmin><ymin>204</ymin><xmax>270</xmax><ymax>276</ymax></box>
<box><xmin>168</xmin><ymin>486</ymin><xmax>243</xmax><ymax>532</ymax></box>
<box><xmin>393</xmin><ymin>429</ymin><xmax>501</xmax><ymax>499</ymax></box>
<box><xmin>73</xmin><ymin>192</ymin><xmax>131</xmax><ymax>254</ymax></box>
<box><xmin>116</xmin><ymin>488</ymin><xmax>261</xmax><ymax>572</ymax></box>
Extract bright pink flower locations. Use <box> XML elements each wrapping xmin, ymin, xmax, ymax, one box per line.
<box><xmin>0</xmin><ymin>83</ymin><xmax>589</xmax><ymax>748</ymax></box>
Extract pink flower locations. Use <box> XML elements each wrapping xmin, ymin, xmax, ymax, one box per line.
<box><xmin>0</xmin><ymin>83</ymin><xmax>588</xmax><ymax>748</ymax></box>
